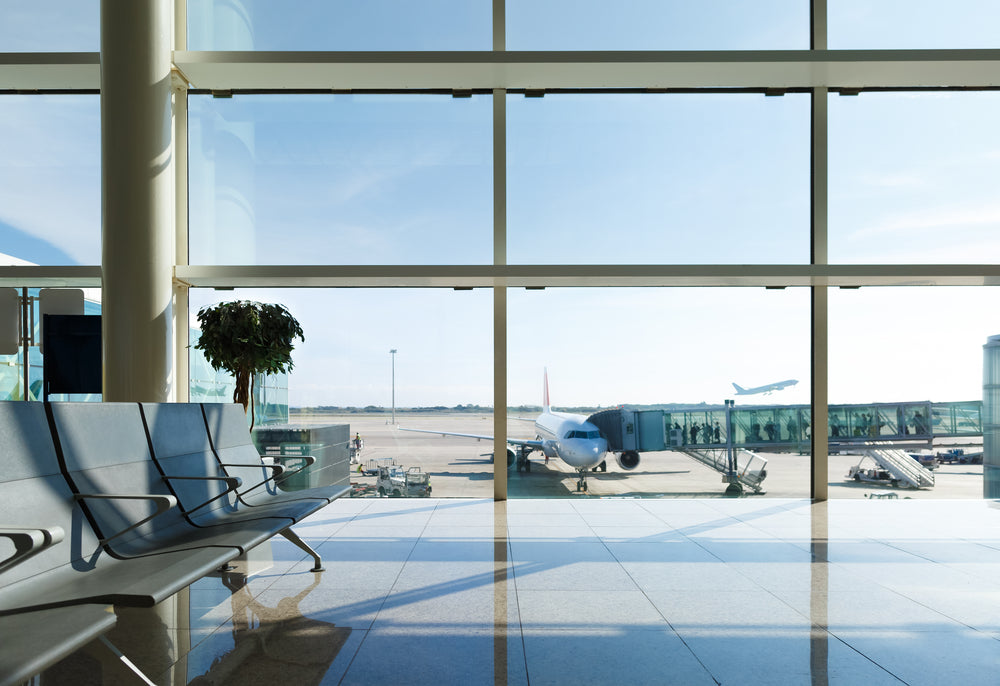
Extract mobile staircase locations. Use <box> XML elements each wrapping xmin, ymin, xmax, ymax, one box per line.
<box><xmin>674</xmin><ymin>446</ymin><xmax>769</xmax><ymax>494</ymax></box>
<box><xmin>854</xmin><ymin>442</ymin><xmax>935</xmax><ymax>489</ymax></box>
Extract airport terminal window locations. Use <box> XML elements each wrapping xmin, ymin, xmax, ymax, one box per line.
<box><xmin>827</xmin><ymin>286</ymin><xmax>995</xmax><ymax>499</ymax></box>
<box><xmin>506</xmin><ymin>287</ymin><xmax>810</xmax><ymax>498</ymax></box>
<box><xmin>186</xmin><ymin>0</ymin><xmax>491</xmax><ymax>51</ymax></box>
<box><xmin>828</xmin><ymin>0</ymin><xmax>1000</xmax><ymax>49</ymax></box>
<box><xmin>188</xmin><ymin>93</ymin><xmax>493</xmax><ymax>266</ymax></box>
<box><xmin>0</xmin><ymin>0</ymin><xmax>99</xmax><ymax>52</ymax></box>
<box><xmin>828</xmin><ymin>91</ymin><xmax>1000</xmax><ymax>265</ymax></box>
<box><xmin>189</xmin><ymin>287</ymin><xmax>493</xmax><ymax>498</ymax></box>
<box><xmin>0</xmin><ymin>95</ymin><xmax>101</xmax><ymax>266</ymax></box>
<box><xmin>506</xmin><ymin>92</ymin><xmax>810</xmax><ymax>265</ymax></box>
<box><xmin>506</xmin><ymin>0</ymin><xmax>808</xmax><ymax>50</ymax></box>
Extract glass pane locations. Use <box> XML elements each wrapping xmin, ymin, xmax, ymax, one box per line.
<box><xmin>0</xmin><ymin>0</ymin><xmax>99</xmax><ymax>51</ymax></box>
<box><xmin>507</xmin><ymin>93</ymin><xmax>810</xmax><ymax>264</ymax></box>
<box><xmin>189</xmin><ymin>287</ymin><xmax>493</xmax><ymax>497</ymax></box>
<box><xmin>828</xmin><ymin>287</ymin><xmax>995</xmax><ymax>498</ymax></box>
<box><xmin>189</xmin><ymin>94</ymin><xmax>493</xmax><ymax>265</ymax></box>
<box><xmin>0</xmin><ymin>96</ymin><xmax>101</xmax><ymax>265</ymax></box>
<box><xmin>829</xmin><ymin>1</ymin><xmax>1000</xmax><ymax>49</ymax></box>
<box><xmin>506</xmin><ymin>287</ymin><xmax>810</xmax><ymax>498</ymax></box>
<box><xmin>507</xmin><ymin>0</ymin><xmax>808</xmax><ymax>50</ymax></box>
<box><xmin>187</xmin><ymin>0</ymin><xmax>490</xmax><ymax>51</ymax></box>
<box><xmin>0</xmin><ymin>287</ymin><xmax>102</xmax><ymax>402</ymax></box>
<box><xmin>829</xmin><ymin>92</ymin><xmax>1000</xmax><ymax>264</ymax></box>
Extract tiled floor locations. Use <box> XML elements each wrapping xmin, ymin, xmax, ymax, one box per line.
<box><xmin>49</xmin><ymin>498</ymin><xmax>1000</xmax><ymax>685</ymax></box>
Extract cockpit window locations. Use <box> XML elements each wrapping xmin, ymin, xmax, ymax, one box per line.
<box><xmin>565</xmin><ymin>430</ymin><xmax>602</xmax><ymax>440</ymax></box>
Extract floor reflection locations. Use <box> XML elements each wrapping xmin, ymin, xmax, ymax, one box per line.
<box><xmin>187</xmin><ymin>571</ymin><xmax>350</xmax><ymax>685</ymax></box>
<box><xmin>811</xmin><ymin>500</ymin><xmax>829</xmax><ymax>686</ymax></box>
<box><xmin>30</xmin><ymin>498</ymin><xmax>1000</xmax><ymax>685</ymax></box>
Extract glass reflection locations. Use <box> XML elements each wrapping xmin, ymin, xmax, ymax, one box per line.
<box><xmin>507</xmin><ymin>0</ymin><xmax>808</xmax><ymax>50</ymax></box>
<box><xmin>187</xmin><ymin>0</ymin><xmax>490</xmax><ymax>51</ymax></box>
<box><xmin>189</xmin><ymin>288</ymin><xmax>493</xmax><ymax>498</ymax></box>
<box><xmin>188</xmin><ymin>94</ymin><xmax>492</xmax><ymax>265</ymax></box>
<box><xmin>0</xmin><ymin>95</ymin><xmax>101</xmax><ymax>266</ymax></box>
<box><xmin>829</xmin><ymin>92</ymin><xmax>1000</xmax><ymax>264</ymax></box>
<box><xmin>829</xmin><ymin>0</ymin><xmax>1000</xmax><ymax>49</ymax></box>
<box><xmin>507</xmin><ymin>93</ymin><xmax>810</xmax><ymax>265</ymax></box>
<box><xmin>0</xmin><ymin>0</ymin><xmax>98</xmax><ymax>51</ymax></box>
<box><xmin>828</xmin><ymin>287</ymin><xmax>994</xmax><ymax>498</ymax></box>
<box><xmin>507</xmin><ymin>287</ymin><xmax>810</xmax><ymax>497</ymax></box>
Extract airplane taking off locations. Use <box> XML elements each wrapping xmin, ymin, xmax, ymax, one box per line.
<box><xmin>399</xmin><ymin>370</ymin><xmax>609</xmax><ymax>492</ymax></box>
<box><xmin>732</xmin><ymin>379</ymin><xmax>799</xmax><ymax>396</ymax></box>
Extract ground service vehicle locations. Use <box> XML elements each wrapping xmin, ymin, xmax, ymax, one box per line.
<box><xmin>376</xmin><ymin>465</ymin><xmax>432</xmax><ymax>497</ymax></box>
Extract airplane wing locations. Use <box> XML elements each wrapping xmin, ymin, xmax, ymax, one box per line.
<box><xmin>398</xmin><ymin>427</ymin><xmax>544</xmax><ymax>449</ymax></box>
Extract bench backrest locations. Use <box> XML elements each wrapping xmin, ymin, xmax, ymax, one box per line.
<box><xmin>48</xmin><ymin>402</ymin><xmax>193</xmax><ymax>557</ymax></box>
<box><xmin>140</xmin><ymin>402</ymin><xmax>240</xmax><ymax>516</ymax></box>
<box><xmin>0</xmin><ymin>402</ymin><xmax>103</xmax><ymax>604</ymax></box>
<box><xmin>201</xmin><ymin>403</ymin><xmax>281</xmax><ymax>499</ymax></box>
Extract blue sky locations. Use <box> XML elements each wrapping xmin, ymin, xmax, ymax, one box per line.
<box><xmin>3</xmin><ymin>3</ymin><xmax>1000</xmax><ymax>407</ymax></box>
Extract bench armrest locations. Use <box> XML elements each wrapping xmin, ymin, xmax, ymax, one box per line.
<box><xmin>217</xmin><ymin>462</ymin><xmax>289</xmax><ymax>495</ymax></box>
<box><xmin>73</xmin><ymin>493</ymin><xmax>177</xmax><ymax>545</ymax></box>
<box><xmin>279</xmin><ymin>454</ymin><xmax>316</xmax><ymax>476</ymax></box>
<box><xmin>159</xmin><ymin>475</ymin><xmax>243</xmax><ymax>514</ymax></box>
<box><xmin>0</xmin><ymin>526</ymin><xmax>65</xmax><ymax>574</ymax></box>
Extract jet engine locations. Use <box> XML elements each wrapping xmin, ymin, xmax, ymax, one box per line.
<box><xmin>616</xmin><ymin>450</ymin><xmax>640</xmax><ymax>470</ymax></box>
<box><xmin>506</xmin><ymin>449</ymin><xmax>516</xmax><ymax>468</ymax></box>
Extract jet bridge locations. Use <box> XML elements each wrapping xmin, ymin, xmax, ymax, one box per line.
<box><xmin>588</xmin><ymin>406</ymin><xmax>764</xmax><ymax>494</ymax></box>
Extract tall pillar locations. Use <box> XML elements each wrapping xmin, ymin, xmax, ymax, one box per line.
<box><xmin>101</xmin><ymin>0</ymin><xmax>175</xmax><ymax>401</ymax></box>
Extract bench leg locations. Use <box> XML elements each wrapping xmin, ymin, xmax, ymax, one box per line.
<box><xmin>280</xmin><ymin>526</ymin><xmax>324</xmax><ymax>572</ymax></box>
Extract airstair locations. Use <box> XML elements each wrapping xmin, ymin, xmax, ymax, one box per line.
<box><xmin>674</xmin><ymin>446</ymin><xmax>768</xmax><ymax>494</ymax></box>
<box><xmin>855</xmin><ymin>442</ymin><xmax>935</xmax><ymax>489</ymax></box>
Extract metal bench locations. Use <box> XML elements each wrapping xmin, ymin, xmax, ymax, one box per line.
<box><xmin>0</xmin><ymin>403</ymin><xmax>236</xmax><ymax>686</ymax></box>
<box><xmin>139</xmin><ymin>402</ymin><xmax>338</xmax><ymax>570</ymax></box>
<box><xmin>1</xmin><ymin>400</ymin><xmax>349</xmax><ymax>684</ymax></box>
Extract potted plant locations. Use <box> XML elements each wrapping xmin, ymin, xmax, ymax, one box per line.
<box><xmin>193</xmin><ymin>300</ymin><xmax>304</xmax><ymax>430</ymax></box>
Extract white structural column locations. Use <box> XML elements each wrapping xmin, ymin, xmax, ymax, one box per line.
<box><xmin>101</xmin><ymin>0</ymin><xmax>175</xmax><ymax>401</ymax></box>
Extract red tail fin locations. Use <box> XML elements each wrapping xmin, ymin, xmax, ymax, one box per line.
<box><xmin>543</xmin><ymin>368</ymin><xmax>550</xmax><ymax>412</ymax></box>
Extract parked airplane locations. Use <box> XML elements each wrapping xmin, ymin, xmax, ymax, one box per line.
<box><xmin>732</xmin><ymin>379</ymin><xmax>799</xmax><ymax>395</ymax></box>
<box><xmin>399</xmin><ymin>371</ymin><xmax>609</xmax><ymax>492</ymax></box>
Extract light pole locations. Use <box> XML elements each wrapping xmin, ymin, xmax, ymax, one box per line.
<box><xmin>390</xmin><ymin>349</ymin><xmax>397</xmax><ymax>425</ymax></box>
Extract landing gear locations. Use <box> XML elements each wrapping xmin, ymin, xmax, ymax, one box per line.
<box><xmin>575</xmin><ymin>469</ymin><xmax>589</xmax><ymax>492</ymax></box>
<box><xmin>515</xmin><ymin>446</ymin><xmax>533</xmax><ymax>472</ymax></box>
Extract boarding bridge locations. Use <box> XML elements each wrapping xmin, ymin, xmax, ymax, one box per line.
<box><xmin>853</xmin><ymin>443</ymin><xmax>936</xmax><ymax>489</ymax></box>
<box><xmin>588</xmin><ymin>407</ymin><xmax>766</xmax><ymax>494</ymax></box>
<box><xmin>663</xmin><ymin>400</ymin><xmax>982</xmax><ymax>453</ymax></box>
<box><xmin>587</xmin><ymin>400</ymin><xmax>979</xmax><ymax>494</ymax></box>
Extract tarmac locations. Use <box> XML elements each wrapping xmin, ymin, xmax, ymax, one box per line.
<box><xmin>290</xmin><ymin>412</ymin><xmax>986</xmax><ymax>500</ymax></box>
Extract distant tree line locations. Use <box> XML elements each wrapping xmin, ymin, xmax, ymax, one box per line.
<box><xmin>291</xmin><ymin>401</ymin><xmax>721</xmax><ymax>415</ymax></box>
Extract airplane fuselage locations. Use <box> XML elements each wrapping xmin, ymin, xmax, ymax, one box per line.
<box><xmin>534</xmin><ymin>410</ymin><xmax>608</xmax><ymax>471</ymax></box>
<box><xmin>733</xmin><ymin>379</ymin><xmax>798</xmax><ymax>396</ymax></box>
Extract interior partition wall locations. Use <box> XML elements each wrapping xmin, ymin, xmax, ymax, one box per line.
<box><xmin>3</xmin><ymin>1</ymin><xmax>1000</xmax><ymax>500</ymax></box>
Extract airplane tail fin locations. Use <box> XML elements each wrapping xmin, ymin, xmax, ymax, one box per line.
<box><xmin>732</xmin><ymin>383</ymin><xmax>745</xmax><ymax>393</ymax></box>
<box><xmin>543</xmin><ymin>368</ymin><xmax>551</xmax><ymax>413</ymax></box>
